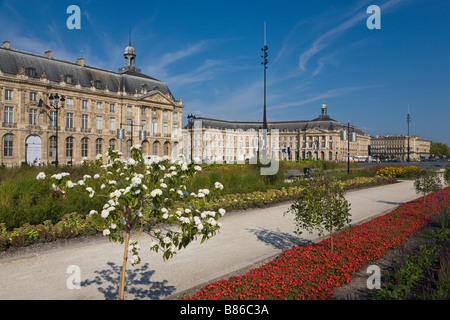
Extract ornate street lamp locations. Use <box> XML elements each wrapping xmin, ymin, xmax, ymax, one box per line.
<box><xmin>48</xmin><ymin>93</ymin><xmax>65</xmax><ymax>168</ymax></box>
<box><xmin>187</xmin><ymin>114</ymin><xmax>195</xmax><ymax>162</ymax></box>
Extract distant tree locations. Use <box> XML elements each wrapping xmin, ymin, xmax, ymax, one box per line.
<box><xmin>445</xmin><ymin>164</ymin><xmax>450</xmax><ymax>186</ymax></box>
<box><xmin>414</xmin><ymin>167</ymin><xmax>441</xmax><ymax>204</ymax></box>
<box><xmin>430</xmin><ymin>142</ymin><xmax>450</xmax><ymax>158</ymax></box>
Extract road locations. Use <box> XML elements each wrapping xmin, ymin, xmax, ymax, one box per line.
<box><xmin>0</xmin><ymin>180</ymin><xmax>422</xmax><ymax>300</ymax></box>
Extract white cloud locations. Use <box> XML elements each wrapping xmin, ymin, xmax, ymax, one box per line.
<box><xmin>298</xmin><ymin>0</ymin><xmax>408</xmax><ymax>73</ymax></box>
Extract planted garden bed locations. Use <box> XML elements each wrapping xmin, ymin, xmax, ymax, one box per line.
<box><xmin>181</xmin><ymin>187</ymin><xmax>450</xmax><ymax>300</ymax></box>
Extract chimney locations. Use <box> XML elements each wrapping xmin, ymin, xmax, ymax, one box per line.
<box><xmin>3</xmin><ymin>41</ymin><xmax>10</xmax><ymax>49</ymax></box>
<box><xmin>76</xmin><ymin>57</ymin><xmax>85</xmax><ymax>66</ymax></box>
<box><xmin>45</xmin><ymin>50</ymin><xmax>52</xmax><ymax>59</ymax></box>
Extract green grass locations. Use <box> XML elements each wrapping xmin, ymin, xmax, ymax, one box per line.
<box><xmin>0</xmin><ymin>160</ymin><xmax>366</xmax><ymax>231</ymax></box>
<box><xmin>0</xmin><ymin>165</ymin><xmax>104</xmax><ymax>230</ymax></box>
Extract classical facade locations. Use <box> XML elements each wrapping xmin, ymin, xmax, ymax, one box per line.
<box><xmin>0</xmin><ymin>40</ymin><xmax>183</xmax><ymax>167</ymax></box>
<box><xmin>369</xmin><ymin>135</ymin><xmax>430</xmax><ymax>161</ymax></box>
<box><xmin>183</xmin><ymin>104</ymin><xmax>371</xmax><ymax>163</ymax></box>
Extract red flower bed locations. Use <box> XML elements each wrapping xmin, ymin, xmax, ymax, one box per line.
<box><xmin>183</xmin><ymin>187</ymin><xmax>450</xmax><ymax>300</ymax></box>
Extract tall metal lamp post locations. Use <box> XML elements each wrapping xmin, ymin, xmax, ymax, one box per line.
<box><xmin>187</xmin><ymin>114</ymin><xmax>195</xmax><ymax>162</ymax></box>
<box><xmin>342</xmin><ymin>122</ymin><xmax>357</xmax><ymax>175</ymax></box>
<box><xmin>260</xmin><ymin>22</ymin><xmax>269</xmax><ymax>159</ymax></box>
<box><xmin>407</xmin><ymin>107</ymin><xmax>411</xmax><ymax>162</ymax></box>
<box><xmin>48</xmin><ymin>93</ymin><xmax>65</xmax><ymax>168</ymax></box>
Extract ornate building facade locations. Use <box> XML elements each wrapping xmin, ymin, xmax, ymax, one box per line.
<box><xmin>370</xmin><ymin>135</ymin><xmax>430</xmax><ymax>161</ymax></box>
<box><xmin>0</xmin><ymin>40</ymin><xmax>183</xmax><ymax>167</ymax></box>
<box><xmin>183</xmin><ymin>104</ymin><xmax>371</xmax><ymax>163</ymax></box>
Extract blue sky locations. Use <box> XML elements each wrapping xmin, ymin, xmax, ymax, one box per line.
<box><xmin>1</xmin><ymin>0</ymin><xmax>449</xmax><ymax>145</ymax></box>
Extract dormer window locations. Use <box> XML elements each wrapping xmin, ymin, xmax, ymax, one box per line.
<box><xmin>64</xmin><ymin>74</ymin><xmax>74</xmax><ymax>84</ymax></box>
<box><xmin>25</xmin><ymin>67</ymin><xmax>37</xmax><ymax>77</ymax></box>
<box><xmin>93</xmin><ymin>80</ymin><xmax>102</xmax><ymax>89</ymax></box>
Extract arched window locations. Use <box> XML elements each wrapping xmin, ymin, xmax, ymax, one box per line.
<box><xmin>126</xmin><ymin>139</ymin><xmax>132</xmax><ymax>157</ymax></box>
<box><xmin>164</xmin><ymin>142</ymin><xmax>170</xmax><ymax>156</ymax></box>
<box><xmin>152</xmin><ymin>141</ymin><xmax>159</xmax><ymax>155</ymax></box>
<box><xmin>3</xmin><ymin>134</ymin><xmax>13</xmax><ymax>157</ymax></box>
<box><xmin>66</xmin><ymin>137</ymin><xmax>74</xmax><ymax>157</ymax></box>
<box><xmin>95</xmin><ymin>138</ymin><xmax>103</xmax><ymax>156</ymax></box>
<box><xmin>49</xmin><ymin>136</ymin><xmax>57</xmax><ymax>157</ymax></box>
<box><xmin>109</xmin><ymin>139</ymin><xmax>116</xmax><ymax>151</ymax></box>
<box><xmin>81</xmin><ymin>137</ymin><xmax>88</xmax><ymax>158</ymax></box>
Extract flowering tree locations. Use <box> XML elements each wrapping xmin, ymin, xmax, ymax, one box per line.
<box><xmin>38</xmin><ymin>146</ymin><xmax>225</xmax><ymax>300</ymax></box>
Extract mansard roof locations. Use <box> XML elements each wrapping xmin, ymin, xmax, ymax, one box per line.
<box><xmin>188</xmin><ymin>116</ymin><xmax>364</xmax><ymax>135</ymax></box>
<box><xmin>0</xmin><ymin>46</ymin><xmax>175</xmax><ymax>100</ymax></box>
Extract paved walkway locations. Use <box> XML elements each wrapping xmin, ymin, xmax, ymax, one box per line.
<box><xmin>0</xmin><ymin>180</ymin><xmax>421</xmax><ymax>300</ymax></box>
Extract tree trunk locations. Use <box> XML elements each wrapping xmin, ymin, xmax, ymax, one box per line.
<box><xmin>330</xmin><ymin>229</ymin><xmax>334</xmax><ymax>252</ymax></box>
<box><xmin>119</xmin><ymin>227</ymin><xmax>131</xmax><ymax>300</ymax></box>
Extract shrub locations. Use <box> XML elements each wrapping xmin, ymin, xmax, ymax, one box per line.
<box><xmin>376</xmin><ymin>166</ymin><xmax>421</xmax><ymax>178</ymax></box>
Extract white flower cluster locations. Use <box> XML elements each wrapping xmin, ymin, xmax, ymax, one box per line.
<box><xmin>149</xmin><ymin>205</ymin><xmax>226</xmax><ymax>258</ymax></box>
<box><xmin>50</xmin><ymin>172</ymin><xmax>70</xmax><ymax>180</ymax></box>
<box><xmin>36</xmin><ymin>145</ymin><xmax>226</xmax><ymax>265</ymax></box>
<box><xmin>36</xmin><ymin>172</ymin><xmax>46</xmax><ymax>180</ymax></box>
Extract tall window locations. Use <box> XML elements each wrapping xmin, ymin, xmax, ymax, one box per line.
<box><xmin>109</xmin><ymin>104</ymin><xmax>115</xmax><ymax>113</ymax></box>
<box><xmin>172</xmin><ymin>124</ymin><xmax>178</xmax><ymax>138</ymax></box>
<box><xmin>96</xmin><ymin>102</ymin><xmax>102</xmax><ymax>112</ymax></box>
<box><xmin>141</xmin><ymin>107</ymin><xmax>146</xmax><ymax>116</ymax></box>
<box><xmin>66</xmin><ymin>98</ymin><xmax>74</xmax><ymax>108</ymax></box>
<box><xmin>141</xmin><ymin>120</ymin><xmax>146</xmax><ymax>132</ymax></box>
<box><xmin>163</xmin><ymin>110</ymin><xmax>167</xmax><ymax>119</ymax></box>
<box><xmin>109</xmin><ymin>139</ymin><xmax>116</xmax><ymax>151</ymax></box>
<box><xmin>66</xmin><ymin>137</ymin><xmax>73</xmax><ymax>157</ymax></box>
<box><xmin>126</xmin><ymin>140</ymin><xmax>132</xmax><ymax>157</ymax></box>
<box><xmin>49</xmin><ymin>111</ymin><xmax>57</xmax><ymax>127</ymax></box>
<box><xmin>49</xmin><ymin>136</ymin><xmax>57</xmax><ymax>157</ymax></box>
<box><xmin>126</xmin><ymin>119</ymin><xmax>132</xmax><ymax>133</ymax></box>
<box><xmin>4</xmin><ymin>106</ymin><xmax>13</xmax><ymax>124</ymax></box>
<box><xmin>82</xmin><ymin>100</ymin><xmax>88</xmax><ymax>110</ymax></box>
<box><xmin>152</xmin><ymin>141</ymin><xmax>158</xmax><ymax>155</ymax></box>
<box><xmin>163</xmin><ymin>123</ymin><xmax>168</xmax><ymax>136</ymax></box>
<box><xmin>95</xmin><ymin>138</ymin><xmax>102</xmax><ymax>156</ymax></box>
<box><xmin>96</xmin><ymin>116</ymin><xmax>103</xmax><ymax>131</ymax></box>
<box><xmin>127</xmin><ymin>106</ymin><xmax>132</xmax><ymax>115</ymax></box>
<box><xmin>82</xmin><ymin>114</ymin><xmax>88</xmax><ymax>129</ymax></box>
<box><xmin>152</xmin><ymin>118</ymin><xmax>158</xmax><ymax>135</ymax></box>
<box><xmin>3</xmin><ymin>134</ymin><xmax>13</xmax><ymax>157</ymax></box>
<box><xmin>81</xmin><ymin>137</ymin><xmax>88</xmax><ymax>157</ymax></box>
<box><xmin>4</xmin><ymin>89</ymin><xmax>13</xmax><ymax>101</ymax></box>
<box><xmin>164</xmin><ymin>142</ymin><xmax>170</xmax><ymax>156</ymax></box>
<box><xmin>173</xmin><ymin>112</ymin><xmax>178</xmax><ymax>121</ymax></box>
<box><xmin>29</xmin><ymin>109</ymin><xmax>38</xmax><ymax>125</ymax></box>
<box><xmin>66</xmin><ymin>113</ymin><xmax>74</xmax><ymax>129</ymax></box>
<box><xmin>109</xmin><ymin>118</ymin><xmax>115</xmax><ymax>132</ymax></box>
<box><xmin>29</xmin><ymin>92</ymin><xmax>37</xmax><ymax>102</ymax></box>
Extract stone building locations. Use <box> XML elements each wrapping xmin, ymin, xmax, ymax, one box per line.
<box><xmin>183</xmin><ymin>104</ymin><xmax>371</xmax><ymax>163</ymax></box>
<box><xmin>0</xmin><ymin>40</ymin><xmax>183</xmax><ymax>167</ymax></box>
<box><xmin>370</xmin><ymin>135</ymin><xmax>430</xmax><ymax>161</ymax></box>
